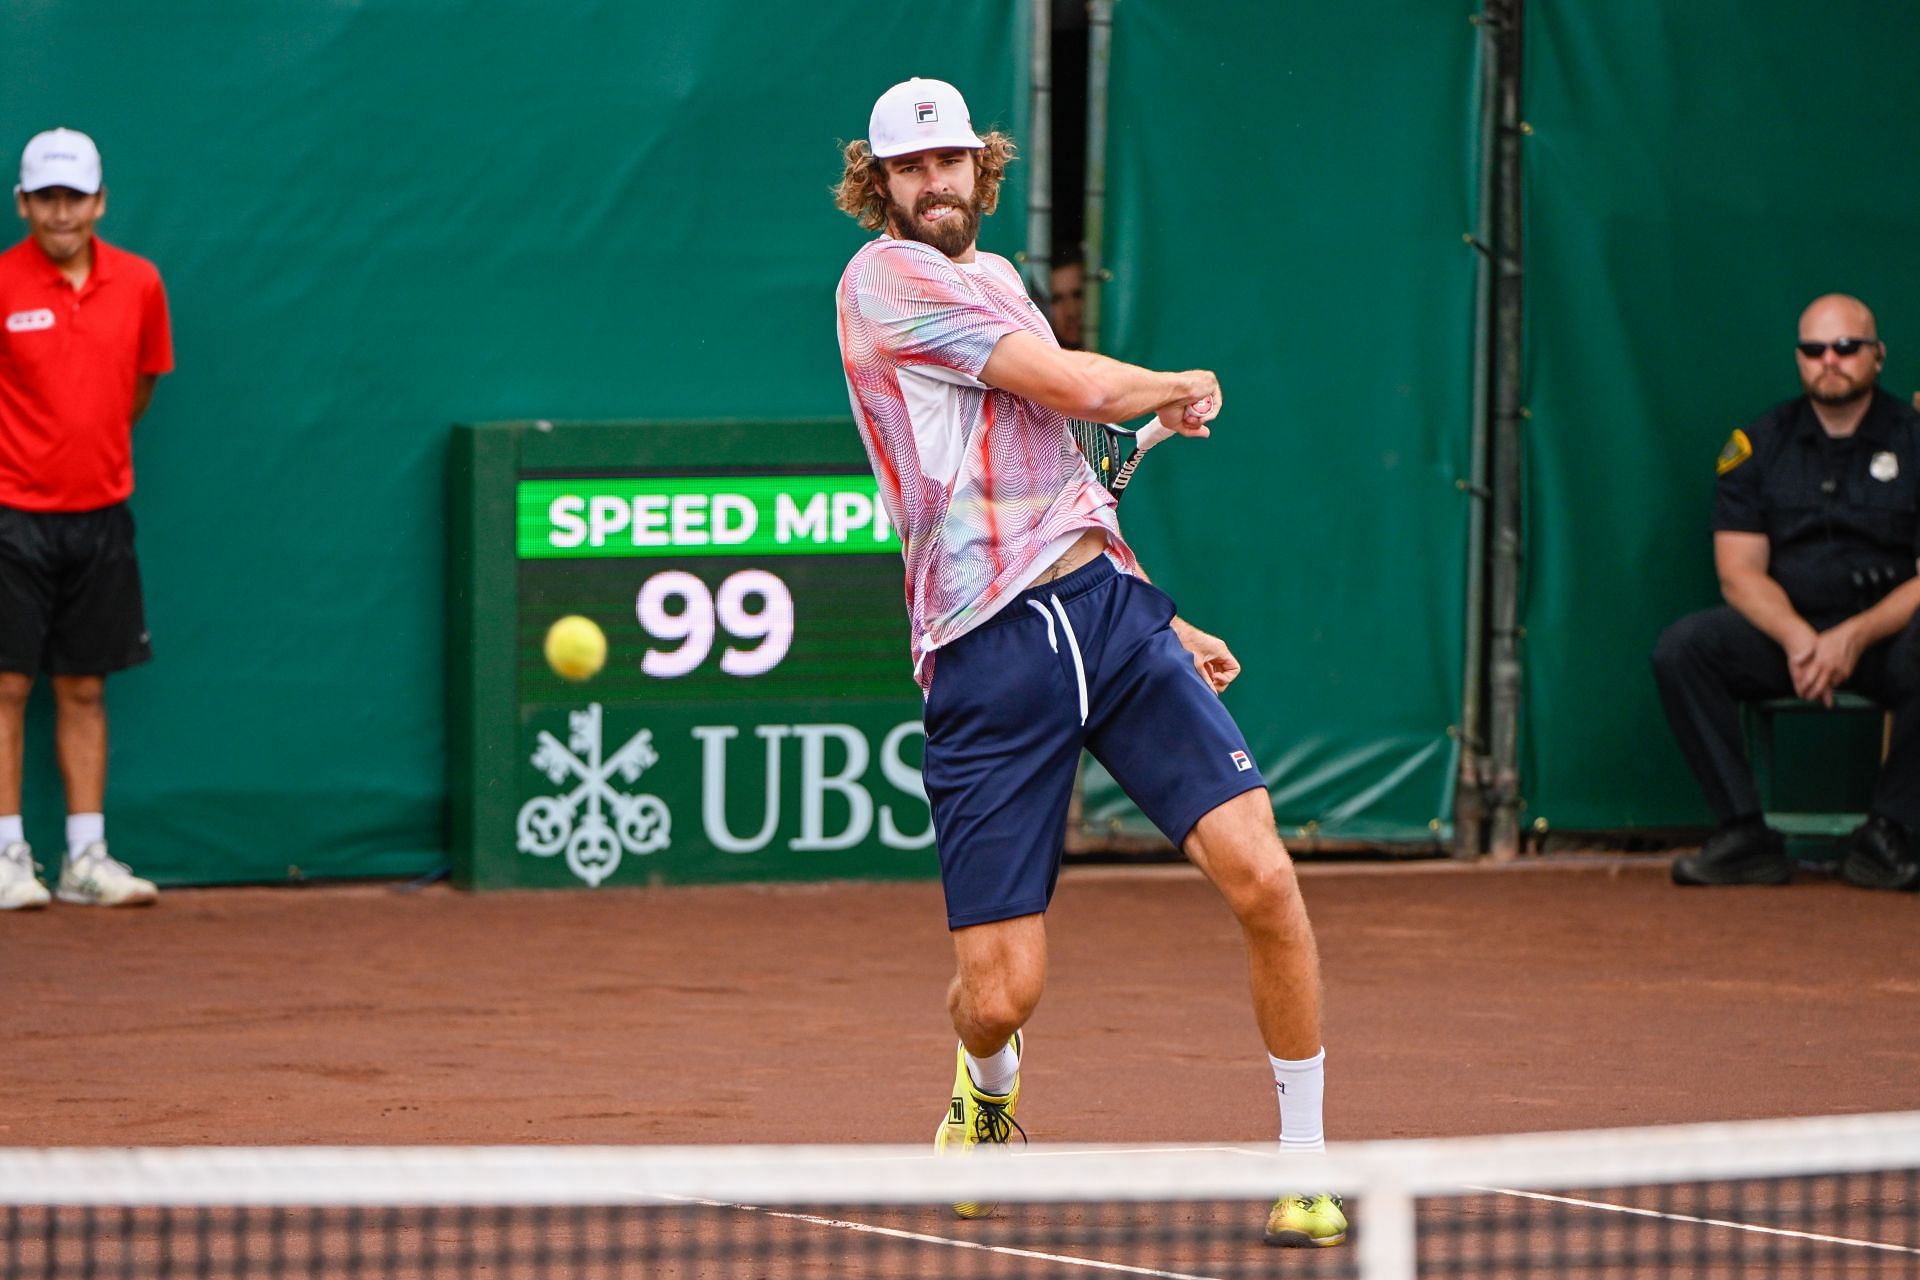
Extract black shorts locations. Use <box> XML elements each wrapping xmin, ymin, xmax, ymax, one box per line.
<box><xmin>0</xmin><ymin>502</ymin><xmax>152</xmax><ymax>679</ymax></box>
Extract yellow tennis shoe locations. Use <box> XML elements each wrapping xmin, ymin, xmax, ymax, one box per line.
<box><xmin>932</xmin><ymin>1031</ymin><xmax>1025</xmax><ymax>1219</ymax></box>
<box><xmin>1264</xmin><ymin>1192</ymin><xmax>1348</xmax><ymax>1247</ymax></box>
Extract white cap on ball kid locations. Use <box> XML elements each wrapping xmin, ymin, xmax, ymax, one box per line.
<box><xmin>18</xmin><ymin>127</ymin><xmax>102</xmax><ymax>195</ymax></box>
<box><xmin>868</xmin><ymin>78</ymin><xmax>984</xmax><ymax>159</ymax></box>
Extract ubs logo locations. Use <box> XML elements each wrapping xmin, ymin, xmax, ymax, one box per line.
<box><xmin>6</xmin><ymin>309</ymin><xmax>55</xmax><ymax>333</ymax></box>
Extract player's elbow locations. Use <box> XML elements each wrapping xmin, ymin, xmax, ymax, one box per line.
<box><xmin>1057</xmin><ymin>363</ymin><xmax>1151</xmax><ymax>420</ymax></box>
<box><xmin>1063</xmin><ymin>376</ymin><xmax>1115</xmax><ymax>422</ymax></box>
<box><xmin>1020</xmin><ymin>369</ymin><xmax>1107</xmax><ymax>420</ymax></box>
<box><xmin>983</xmin><ymin>333</ymin><xmax>1109</xmax><ymax>419</ymax></box>
<box><xmin>1019</xmin><ymin>359</ymin><xmax>1106</xmax><ymax>420</ymax></box>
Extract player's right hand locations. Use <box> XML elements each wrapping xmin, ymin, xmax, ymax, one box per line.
<box><xmin>1157</xmin><ymin>373</ymin><xmax>1221</xmax><ymax>437</ymax></box>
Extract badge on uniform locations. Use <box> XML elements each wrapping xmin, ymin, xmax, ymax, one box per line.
<box><xmin>1871</xmin><ymin>451</ymin><xmax>1899</xmax><ymax>482</ymax></box>
<box><xmin>1716</xmin><ymin>428</ymin><xmax>1753</xmax><ymax>475</ymax></box>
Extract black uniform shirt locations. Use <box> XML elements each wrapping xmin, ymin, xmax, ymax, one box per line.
<box><xmin>1712</xmin><ymin>387</ymin><xmax>1920</xmax><ymax>625</ymax></box>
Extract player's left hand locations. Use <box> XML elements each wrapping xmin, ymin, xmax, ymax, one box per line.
<box><xmin>1171</xmin><ymin>618</ymin><xmax>1240</xmax><ymax>694</ymax></box>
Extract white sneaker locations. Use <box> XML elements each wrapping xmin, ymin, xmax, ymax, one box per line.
<box><xmin>56</xmin><ymin>842</ymin><xmax>158</xmax><ymax>906</ymax></box>
<box><xmin>0</xmin><ymin>841</ymin><xmax>51</xmax><ymax>910</ymax></box>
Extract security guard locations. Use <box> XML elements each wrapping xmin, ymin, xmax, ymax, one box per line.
<box><xmin>1652</xmin><ymin>294</ymin><xmax>1920</xmax><ymax>891</ymax></box>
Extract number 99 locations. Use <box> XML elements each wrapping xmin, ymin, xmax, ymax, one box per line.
<box><xmin>635</xmin><ymin>569</ymin><xmax>794</xmax><ymax>678</ymax></box>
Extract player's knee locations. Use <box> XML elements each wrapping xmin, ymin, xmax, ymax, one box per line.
<box><xmin>963</xmin><ymin>975</ymin><xmax>1042</xmax><ymax>1040</ymax></box>
<box><xmin>1221</xmin><ymin>853</ymin><xmax>1306</xmax><ymax>934</ymax></box>
<box><xmin>0</xmin><ymin>673</ymin><xmax>31</xmax><ymax>708</ymax></box>
<box><xmin>967</xmin><ymin>995</ymin><xmax>1030</xmax><ymax>1043</ymax></box>
<box><xmin>951</xmin><ymin>915</ymin><xmax>1047</xmax><ymax>1038</ymax></box>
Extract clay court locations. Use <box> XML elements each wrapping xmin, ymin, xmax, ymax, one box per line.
<box><xmin>8</xmin><ymin>857</ymin><xmax>1915</xmax><ymax>1148</ymax></box>
<box><xmin>7</xmin><ymin>856</ymin><xmax>1919</xmax><ymax>1276</ymax></box>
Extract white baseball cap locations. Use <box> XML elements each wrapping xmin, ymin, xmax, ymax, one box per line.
<box><xmin>19</xmin><ymin>127</ymin><xmax>102</xmax><ymax>195</ymax></box>
<box><xmin>868</xmin><ymin>78</ymin><xmax>984</xmax><ymax>159</ymax></box>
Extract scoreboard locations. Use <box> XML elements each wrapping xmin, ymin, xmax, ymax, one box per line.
<box><xmin>449</xmin><ymin>420</ymin><xmax>931</xmax><ymax>890</ymax></box>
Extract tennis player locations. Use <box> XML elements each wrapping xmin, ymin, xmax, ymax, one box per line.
<box><xmin>832</xmin><ymin>78</ymin><xmax>1345</xmax><ymax>1248</ymax></box>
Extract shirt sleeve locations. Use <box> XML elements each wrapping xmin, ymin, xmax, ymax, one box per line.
<box><xmin>854</xmin><ymin>244</ymin><xmax>1019</xmax><ymax>385</ymax></box>
<box><xmin>139</xmin><ymin>273</ymin><xmax>173</xmax><ymax>376</ymax></box>
<box><xmin>1710</xmin><ymin>427</ymin><xmax>1763</xmax><ymax>533</ymax></box>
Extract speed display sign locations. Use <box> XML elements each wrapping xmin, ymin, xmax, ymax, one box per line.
<box><xmin>450</xmin><ymin>420</ymin><xmax>931</xmax><ymax>890</ymax></box>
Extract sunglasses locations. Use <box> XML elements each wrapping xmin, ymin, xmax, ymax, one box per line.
<box><xmin>1796</xmin><ymin>337</ymin><xmax>1880</xmax><ymax>358</ymax></box>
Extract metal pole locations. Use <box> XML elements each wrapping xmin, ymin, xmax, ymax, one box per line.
<box><xmin>1454</xmin><ymin>7</ymin><xmax>1500</xmax><ymax>859</ymax></box>
<box><xmin>1484</xmin><ymin>0</ymin><xmax>1527</xmax><ymax>860</ymax></box>
<box><xmin>1082</xmin><ymin>0</ymin><xmax>1112</xmax><ymax>353</ymax></box>
<box><xmin>1065</xmin><ymin>0</ymin><xmax>1111</xmax><ymax>847</ymax></box>
<box><xmin>1025</xmin><ymin>0</ymin><xmax>1053</xmax><ymax>300</ymax></box>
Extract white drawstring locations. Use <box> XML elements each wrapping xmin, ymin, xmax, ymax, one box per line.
<box><xmin>1027</xmin><ymin>597</ymin><xmax>1089</xmax><ymax>724</ymax></box>
<box><xmin>1027</xmin><ymin>600</ymin><xmax>1057</xmax><ymax>651</ymax></box>
<box><xmin>1049</xmin><ymin>595</ymin><xmax>1089</xmax><ymax>726</ymax></box>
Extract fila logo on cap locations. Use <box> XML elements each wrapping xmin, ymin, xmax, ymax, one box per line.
<box><xmin>868</xmin><ymin>77</ymin><xmax>985</xmax><ymax>158</ymax></box>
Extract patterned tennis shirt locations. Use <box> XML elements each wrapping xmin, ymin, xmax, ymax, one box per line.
<box><xmin>836</xmin><ymin>237</ymin><xmax>1138</xmax><ymax>691</ymax></box>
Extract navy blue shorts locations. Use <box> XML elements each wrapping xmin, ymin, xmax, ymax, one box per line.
<box><xmin>921</xmin><ymin>557</ymin><xmax>1265</xmax><ymax>929</ymax></box>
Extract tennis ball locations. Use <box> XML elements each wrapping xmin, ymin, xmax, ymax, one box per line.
<box><xmin>543</xmin><ymin>615</ymin><xmax>607</xmax><ymax>682</ymax></box>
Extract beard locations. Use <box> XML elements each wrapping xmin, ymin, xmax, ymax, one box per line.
<box><xmin>889</xmin><ymin>191</ymin><xmax>982</xmax><ymax>258</ymax></box>
<box><xmin>1804</xmin><ymin>367</ymin><xmax>1875</xmax><ymax>407</ymax></box>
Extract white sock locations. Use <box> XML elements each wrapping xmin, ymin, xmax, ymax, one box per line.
<box><xmin>0</xmin><ymin>815</ymin><xmax>22</xmax><ymax>844</ymax></box>
<box><xmin>66</xmin><ymin>812</ymin><xmax>104</xmax><ymax>859</ymax></box>
<box><xmin>1270</xmin><ymin>1047</ymin><xmax>1327</xmax><ymax>1152</ymax></box>
<box><xmin>964</xmin><ymin>1036</ymin><xmax>1021</xmax><ymax>1097</ymax></box>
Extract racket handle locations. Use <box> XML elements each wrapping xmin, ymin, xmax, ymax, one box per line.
<box><xmin>1136</xmin><ymin>422</ymin><xmax>1175</xmax><ymax>450</ymax></box>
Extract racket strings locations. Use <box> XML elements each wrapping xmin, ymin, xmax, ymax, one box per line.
<box><xmin>1067</xmin><ymin>418</ymin><xmax>1127</xmax><ymax>489</ymax></box>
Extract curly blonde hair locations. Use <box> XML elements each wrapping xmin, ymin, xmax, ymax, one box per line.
<box><xmin>832</xmin><ymin>131</ymin><xmax>1018</xmax><ymax>232</ymax></box>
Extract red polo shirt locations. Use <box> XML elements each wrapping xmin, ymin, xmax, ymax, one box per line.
<box><xmin>0</xmin><ymin>235</ymin><xmax>172</xmax><ymax>511</ymax></box>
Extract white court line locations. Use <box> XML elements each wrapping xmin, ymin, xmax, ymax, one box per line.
<box><xmin>764</xmin><ymin>1145</ymin><xmax>1261</xmax><ymax>1166</ymax></box>
<box><xmin>669</xmin><ymin>1195</ymin><xmax>1226</xmax><ymax>1280</ymax></box>
<box><xmin>664</xmin><ymin>1150</ymin><xmax>1919</xmax><ymax>1271</ymax></box>
<box><xmin>1477</xmin><ymin>1185</ymin><xmax>1920</xmax><ymax>1257</ymax></box>
<box><xmin>1019</xmin><ymin>1145</ymin><xmax>1265</xmax><ymax>1161</ymax></box>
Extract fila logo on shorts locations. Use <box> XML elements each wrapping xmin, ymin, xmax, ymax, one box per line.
<box><xmin>1230</xmin><ymin>750</ymin><xmax>1253</xmax><ymax>772</ymax></box>
<box><xmin>915</xmin><ymin>101</ymin><xmax>939</xmax><ymax>123</ymax></box>
<box><xmin>6</xmin><ymin>308</ymin><xmax>55</xmax><ymax>333</ymax></box>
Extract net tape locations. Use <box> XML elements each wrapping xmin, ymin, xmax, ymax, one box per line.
<box><xmin>10</xmin><ymin>1112</ymin><xmax>1918</xmax><ymax>1206</ymax></box>
<box><xmin>4</xmin><ymin>1111</ymin><xmax>1916</xmax><ymax>1280</ymax></box>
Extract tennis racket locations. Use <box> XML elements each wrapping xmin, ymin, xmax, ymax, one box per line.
<box><xmin>1068</xmin><ymin>418</ymin><xmax>1171</xmax><ymax>499</ymax></box>
<box><xmin>1068</xmin><ymin>397</ymin><xmax>1213</xmax><ymax>499</ymax></box>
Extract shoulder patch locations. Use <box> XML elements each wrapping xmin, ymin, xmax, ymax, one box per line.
<box><xmin>1716</xmin><ymin>428</ymin><xmax>1753</xmax><ymax>476</ymax></box>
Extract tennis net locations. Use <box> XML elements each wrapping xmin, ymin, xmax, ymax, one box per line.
<box><xmin>4</xmin><ymin>1110</ymin><xmax>1916</xmax><ymax>1278</ymax></box>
